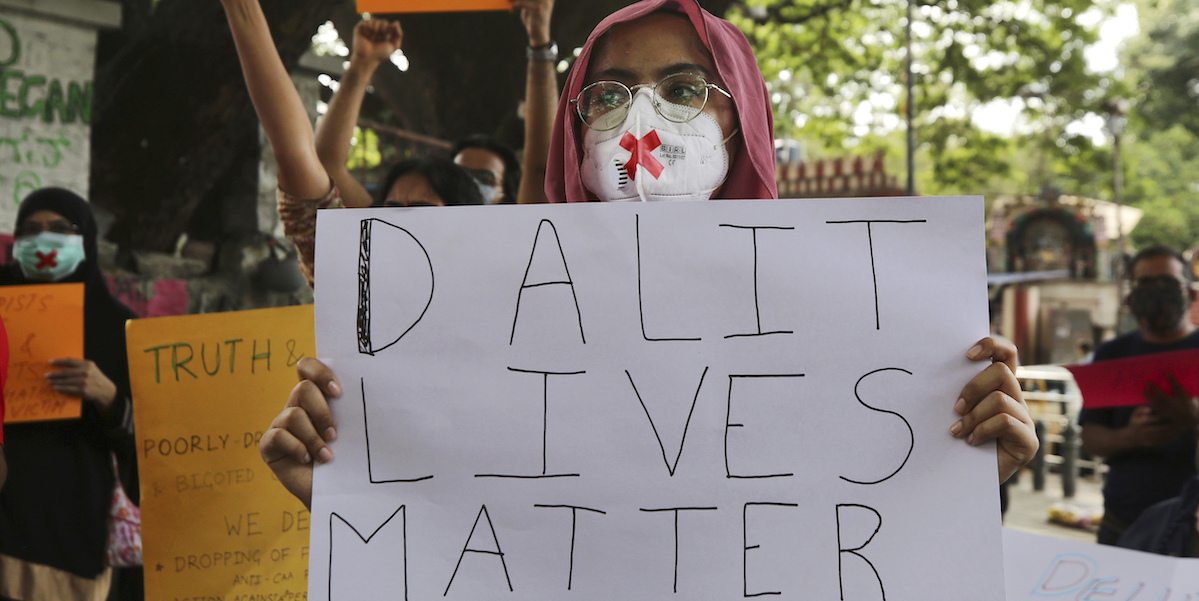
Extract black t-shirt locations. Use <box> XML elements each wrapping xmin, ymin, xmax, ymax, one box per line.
<box><xmin>1078</xmin><ymin>328</ymin><xmax>1199</xmax><ymax>524</ymax></box>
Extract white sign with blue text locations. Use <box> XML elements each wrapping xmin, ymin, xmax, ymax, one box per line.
<box><xmin>310</xmin><ymin>196</ymin><xmax>1002</xmax><ymax>600</ymax></box>
<box><xmin>1004</xmin><ymin>528</ymin><xmax>1199</xmax><ymax>600</ymax></box>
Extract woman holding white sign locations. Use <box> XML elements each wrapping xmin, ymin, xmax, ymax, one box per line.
<box><xmin>232</xmin><ymin>0</ymin><xmax>1038</xmax><ymax>512</ymax></box>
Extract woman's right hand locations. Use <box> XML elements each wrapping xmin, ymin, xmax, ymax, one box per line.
<box><xmin>351</xmin><ymin>18</ymin><xmax>403</xmax><ymax>67</ymax></box>
<box><xmin>260</xmin><ymin>357</ymin><xmax>341</xmax><ymax>510</ymax></box>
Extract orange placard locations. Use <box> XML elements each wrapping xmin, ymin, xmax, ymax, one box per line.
<box><xmin>358</xmin><ymin>0</ymin><xmax>510</xmax><ymax>13</ymax></box>
<box><xmin>0</xmin><ymin>283</ymin><xmax>84</xmax><ymax>423</ymax></box>
<box><xmin>127</xmin><ymin>305</ymin><xmax>315</xmax><ymax>601</ymax></box>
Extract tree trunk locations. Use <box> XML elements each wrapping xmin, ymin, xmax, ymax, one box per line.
<box><xmin>90</xmin><ymin>0</ymin><xmax>739</xmax><ymax>253</ymax></box>
<box><xmin>92</xmin><ymin>0</ymin><xmax>342</xmax><ymax>253</ymax></box>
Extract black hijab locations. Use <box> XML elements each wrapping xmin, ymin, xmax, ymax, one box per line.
<box><xmin>3</xmin><ymin>187</ymin><xmax>137</xmax><ymax>400</ymax></box>
<box><xmin>0</xmin><ymin>189</ymin><xmax>138</xmax><ymax>579</ymax></box>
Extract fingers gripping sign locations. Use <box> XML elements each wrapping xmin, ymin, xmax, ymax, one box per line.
<box><xmin>950</xmin><ymin>337</ymin><xmax>1038</xmax><ymax>483</ymax></box>
<box><xmin>259</xmin><ymin>357</ymin><xmax>342</xmax><ymax>509</ymax></box>
<box><xmin>46</xmin><ymin>357</ymin><xmax>118</xmax><ymax>408</ymax></box>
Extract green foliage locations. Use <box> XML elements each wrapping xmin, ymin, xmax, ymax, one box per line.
<box><xmin>345</xmin><ymin>127</ymin><xmax>383</xmax><ymax>171</ymax></box>
<box><xmin>919</xmin><ymin>118</ymin><xmax>1014</xmax><ymax>195</ymax></box>
<box><xmin>1124</xmin><ymin>125</ymin><xmax>1199</xmax><ymax>249</ymax></box>
<box><xmin>1127</xmin><ymin>0</ymin><xmax>1199</xmax><ymax>138</ymax></box>
<box><xmin>728</xmin><ymin>0</ymin><xmax>1199</xmax><ymax>251</ymax></box>
<box><xmin>727</xmin><ymin>0</ymin><xmax>1107</xmax><ymax>151</ymax></box>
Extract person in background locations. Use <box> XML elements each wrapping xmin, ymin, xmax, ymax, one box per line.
<box><xmin>373</xmin><ymin>156</ymin><xmax>485</xmax><ymax>208</ymax></box>
<box><xmin>1080</xmin><ymin>244</ymin><xmax>1199</xmax><ymax>545</ymax></box>
<box><xmin>1119</xmin><ymin>474</ymin><xmax>1199</xmax><ymax>557</ymax></box>
<box><xmin>277</xmin><ymin>153</ymin><xmax>483</xmax><ymax>287</ymax></box>
<box><xmin>255</xmin><ymin>0</ymin><xmax>1038</xmax><ymax>512</ymax></box>
<box><xmin>0</xmin><ymin>315</ymin><xmax>7</xmax><ymax>493</ymax></box>
<box><xmin>0</xmin><ymin>188</ymin><xmax>138</xmax><ymax>601</ymax></box>
<box><xmin>450</xmin><ymin>134</ymin><xmax>521</xmax><ymax>205</ymax></box>
<box><xmin>314</xmin><ymin>0</ymin><xmax>556</xmax><ymax>206</ymax></box>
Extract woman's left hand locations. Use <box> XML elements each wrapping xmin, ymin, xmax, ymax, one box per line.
<box><xmin>46</xmin><ymin>358</ymin><xmax>118</xmax><ymax>410</ymax></box>
<box><xmin>950</xmin><ymin>337</ymin><xmax>1038</xmax><ymax>483</ymax></box>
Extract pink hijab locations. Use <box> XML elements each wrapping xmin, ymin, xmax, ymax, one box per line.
<box><xmin>544</xmin><ymin>0</ymin><xmax>777</xmax><ymax>203</ymax></box>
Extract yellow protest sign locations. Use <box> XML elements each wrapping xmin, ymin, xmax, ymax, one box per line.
<box><xmin>358</xmin><ymin>0</ymin><xmax>510</xmax><ymax>14</ymax></box>
<box><xmin>127</xmin><ymin>305</ymin><xmax>315</xmax><ymax>600</ymax></box>
<box><xmin>0</xmin><ymin>283</ymin><xmax>84</xmax><ymax>423</ymax></box>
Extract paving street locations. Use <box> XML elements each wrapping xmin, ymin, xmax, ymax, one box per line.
<box><xmin>1003</xmin><ymin>467</ymin><xmax>1105</xmax><ymax>543</ymax></box>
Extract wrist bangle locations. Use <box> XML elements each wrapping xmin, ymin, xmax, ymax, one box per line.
<box><xmin>527</xmin><ymin>41</ymin><xmax>558</xmax><ymax>62</ymax></box>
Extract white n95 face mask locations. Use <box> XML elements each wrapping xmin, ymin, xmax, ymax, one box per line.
<box><xmin>581</xmin><ymin>89</ymin><xmax>733</xmax><ymax>202</ymax></box>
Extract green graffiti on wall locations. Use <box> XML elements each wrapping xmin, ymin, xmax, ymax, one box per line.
<box><xmin>0</xmin><ymin>17</ymin><xmax>92</xmax><ymax>125</ymax></box>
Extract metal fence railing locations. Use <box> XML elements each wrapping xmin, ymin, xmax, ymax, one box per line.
<box><xmin>1015</xmin><ymin>365</ymin><xmax>1106</xmax><ymax>498</ymax></box>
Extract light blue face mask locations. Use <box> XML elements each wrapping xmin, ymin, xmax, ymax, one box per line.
<box><xmin>474</xmin><ymin>180</ymin><xmax>500</xmax><ymax>205</ymax></box>
<box><xmin>14</xmin><ymin>232</ymin><xmax>86</xmax><ymax>281</ymax></box>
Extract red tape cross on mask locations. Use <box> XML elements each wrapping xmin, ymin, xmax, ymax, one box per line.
<box><xmin>620</xmin><ymin>130</ymin><xmax>665</xmax><ymax>180</ymax></box>
<box><xmin>35</xmin><ymin>250</ymin><xmax>58</xmax><ymax>270</ymax></box>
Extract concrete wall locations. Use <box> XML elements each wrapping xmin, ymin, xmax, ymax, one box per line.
<box><xmin>0</xmin><ymin>0</ymin><xmax>119</xmax><ymax>232</ymax></box>
<box><xmin>0</xmin><ymin>2</ymin><xmax>319</xmax><ymax>318</ymax></box>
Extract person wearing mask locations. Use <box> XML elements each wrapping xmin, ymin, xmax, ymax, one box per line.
<box><xmin>277</xmin><ymin>154</ymin><xmax>483</xmax><ymax>287</ymax></box>
<box><xmin>0</xmin><ymin>188</ymin><xmax>138</xmax><ymax>601</ymax></box>
<box><xmin>252</xmin><ymin>0</ymin><xmax>1038</xmax><ymax>513</ymax></box>
<box><xmin>0</xmin><ymin>314</ymin><xmax>7</xmax><ymax>493</ymax></box>
<box><xmin>1080</xmin><ymin>245</ymin><xmax>1199</xmax><ymax>545</ymax></box>
<box><xmin>314</xmin><ymin>0</ymin><xmax>555</xmax><ymax>206</ymax></box>
<box><xmin>450</xmin><ymin>134</ymin><xmax>522</xmax><ymax>205</ymax></box>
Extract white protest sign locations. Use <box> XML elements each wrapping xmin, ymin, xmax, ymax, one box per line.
<box><xmin>1003</xmin><ymin>528</ymin><xmax>1199</xmax><ymax>599</ymax></box>
<box><xmin>311</xmin><ymin>196</ymin><xmax>1004</xmax><ymax>601</ymax></box>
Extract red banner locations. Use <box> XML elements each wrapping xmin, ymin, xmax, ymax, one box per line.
<box><xmin>1066</xmin><ymin>348</ymin><xmax>1199</xmax><ymax>409</ymax></box>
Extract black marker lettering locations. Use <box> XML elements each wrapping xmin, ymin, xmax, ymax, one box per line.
<box><xmin>744</xmin><ymin>502</ymin><xmax>798</xmax><ymax>597</ymax></box>
<box><xmin>475</xmin><ymin>368</ymin><xmax>584</xmax><ymax>479</ymax></box>
<box><xmin>725</xmin><ymin>374</ymin><xmax>804</xmax><ymax>479</ymax></box>
<box><xmin>357</xmin><ymin>218</ymin><xmax>435</xmax><ymax>355</ymax></box>
<box><xmin>509</xmin><ymin>219</ymin><xmax>585</xmax><ymax>345</ymax></box>
<box><xmin>824</xmin><ymin>219</ymin><xmax>927</xmax><ymax>330</ymax></box>
<box><xmin>626</xmin><ymin>367</ymin><xmax>709</xmax><ymax>476</ymax></box>
<box><xmin>719</xmin><ymin>224</ymin><xmax>795</xmax><ymax>339</ymax></box>
<box><xmin>637</xmin><ymin>214</ymin><xmax>700</xmax><ymax>342</ymax></box>
<box><xmin>361</xmin><ymin>378</ymin><xmax>433</xmax><ymax>483</ymax></box>
<box><xmin>836</xmin><ymin>503</ymin><xmax>886</xmax><ymax>601</ymax></box>
<box><xmin>534</xmin><ymin>504</ymin><xmax>607</xmax><ymax>590</ymax></box>
<box><xmin>445</xmin><ymin>505</ymin><xmax>513</xmax><ymax>595</ymax></box>
<box><xmin>839</xmin><ymin>368</ymin><xmax>914</xmax><ymax>485</ymax></box>
<box><xmin>329</xmin><ymin>506</ymin><xmax>407</xmax><ymax>601</ymax></box>
<box><xmin>640</xmin><ymin>507</ymin><xmax>718</xmax><ymax>593</ymax></box>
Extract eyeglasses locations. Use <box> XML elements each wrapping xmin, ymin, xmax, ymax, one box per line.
<box><xmin>15</xmin><ymin>219</ymin><xmax>78</xmax><ymax>238</ymax></box>
<box><xmin>1133</xmin><ymin>275</ymin><xmax>1187</xmax><ymax>290</ymax></box>
<box><xmin>571</xmin><ymin>72</ymin><xmax>732</xmax><ymax>131</ymax></box>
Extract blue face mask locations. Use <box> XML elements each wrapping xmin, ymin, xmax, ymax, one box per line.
<box><xmin>14</xmin><ymin>232</ymin><xmax>86</xmax><ymax>281</ymax></box>
<box><xmin>474</xmin><ymin>180</ymin><xmax>500</xmax><ymax>205</ymax></box>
